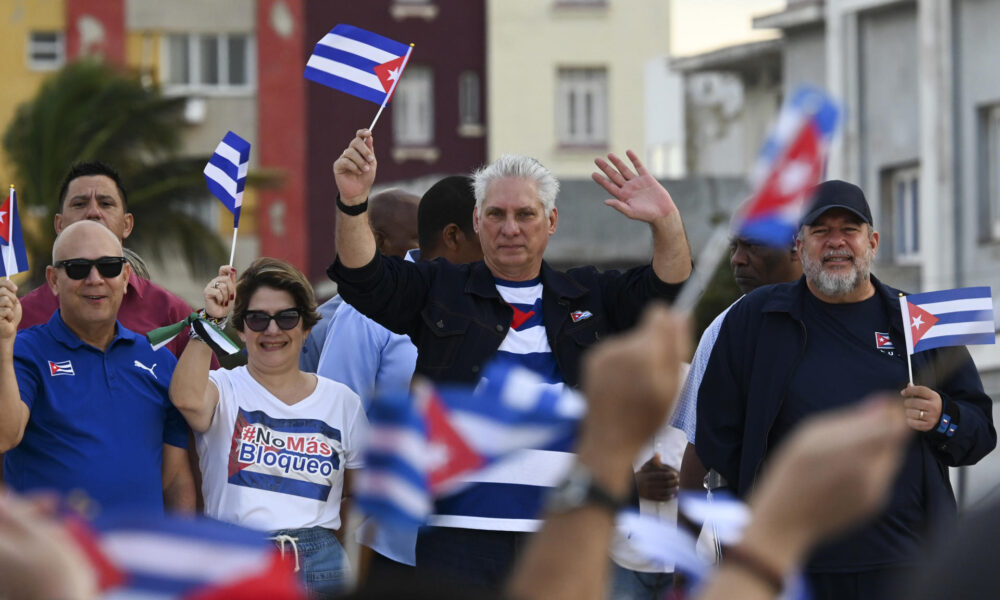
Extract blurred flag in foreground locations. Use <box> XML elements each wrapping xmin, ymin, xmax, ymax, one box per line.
<box><xmin>899</xmin><ymin>287</ymin><xmax>995</xmax><ymax>355</ymax></box>
<box><xmin>734</xmin><ymin>85</ymin><xmax>841</xmax><ymax>246</ymax></box>
<box><xmin>354</xmin><ymin>359</ymin><xmax>583</xmax><ymax>527</ymax></box>
<box><xmin>64</xmin><ymin>510</ymin><xmax>304</xmax><ymax>599</ymax></box>
<box><xmin>0</xmin><ymin>186</ymin><xmax>29</xmax><ymax>277</ymax></box>
<box><xmin>304</xmin><ymin>24</ymin><xmax>412</xmax><ymax>106</ymax></box>
<box><xmin>205</xmin><ymin>131</ymin><xmax>250</xmax><ymax>227</ymax></box>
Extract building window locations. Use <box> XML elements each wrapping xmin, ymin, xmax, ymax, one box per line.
<box><xmin>886</xmin><ymin>166</ymin><xmax>920</xmax><ymax>263</ymax></box>
<box><xmin>985</xmin><ymin>104</ymin><xmax>1000</xmax><ymax>240</ymax></box>
<box><xmin>458</xmin><ymin>71</ymin><xmax>483</xmax><ymax>137</ymax></box>
<box><xmin>556</xmin><ymin>67</ymin><xmax>607</xmax><ymax>147</ymax></box>
<box><xmin>393</xmin><ymin>65</ymin><xmax>434</xmax><ymax>147</ymax></box>
<box><xmin>163</xmin><ymin>33</ymin><xmax>254</xmax><ymax>94</ymax></box>
<box><xmin>28</xmin><ymin>31</ymin><xmax>65</xmax><ymax>71</ymax></box>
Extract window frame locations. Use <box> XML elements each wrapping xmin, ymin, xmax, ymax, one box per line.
<box><xmin>555</xmin><ymin>67</ymin><xmax>608</xmax><ymax>148</ymax></box>
<box><xmin>161</xmin><ymin>32</ymin><xmax>256</xmax><ymax>96</ymax></box>
<box><xmin>27</xmin><ymin>31</ymin><xmax>65</xmax><ymax>71</ymax></box>
<box><xmin>392</xmin><ymin>65</ymin><xmax>435</xmax><ymax>148</ymax></box>
<box><xmin>885</xmin><ymin>165</ymin><xmax>921</xmax><ymax>265</ymax></box>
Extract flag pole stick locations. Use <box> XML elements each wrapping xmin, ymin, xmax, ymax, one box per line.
<box><xmin>906</xmin><ymin>351</ymin><xmax>914</xmax><ymax>386</ymax></box>
<box><xmin>4</xmin><ymin>185</ymin><xmax>14</xmax><ymax>280</ymax></box>
<box><xmin>673</xmin><ymin>224</ymin><xmax>731</xmax><ymax>314</ymax></box>
<box><xmin>898</xmin><ymin>293</ymin><xmax>915</xmax><ymax>385</ymax></box>
<box><xmin>228</xmin><ymin>227</ymin><xmax>238</xmax><ymax>267</ymax></box>
<box><xmin>368</xmin><ymin>44</ymin><xmax>414</xmax><ymax>132</ymax></box>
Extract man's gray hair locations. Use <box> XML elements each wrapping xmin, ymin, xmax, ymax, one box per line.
<box><xmin>472</xmin><ymin>154</ymin><xmax>560</xmax><ymax>216</ymax></box>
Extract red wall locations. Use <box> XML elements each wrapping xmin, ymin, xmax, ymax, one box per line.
<box><xmin>257</xmin><ymin>0</ymin><xmax>309</xmax><ymax>271</ymax></box>
<box><xmin>65</xmin><ymin>0</ymin><xmax>125</xmax><ymax>63</ymax></box>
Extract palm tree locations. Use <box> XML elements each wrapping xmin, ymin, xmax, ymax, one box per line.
<box><xmin>3</xmin><ymin>59</ymin><xmax>226</xmax><ymax>287</ymax></box>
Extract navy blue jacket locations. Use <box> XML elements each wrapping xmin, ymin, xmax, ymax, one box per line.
<box><xmin>696</xmin><ymin>276</ymin><xmax>996</xmax><ymax>509</ymax></box>
<box><xmin>328</xmin><ymin>254</ymin><xmax>683</xmax><ymax>387</ymax></box>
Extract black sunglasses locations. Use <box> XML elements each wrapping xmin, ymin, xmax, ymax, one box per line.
<box><xmin>54</xmin><ymin>256</ymin><xmax>127</xmax><ymax>280</ymax></box>
<box><xmin>243</xmin><ymin>309</ymin><xmax>302</xmax><ymax>332</ymax></box>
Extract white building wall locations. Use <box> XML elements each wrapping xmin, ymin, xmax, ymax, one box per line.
<box><xmin>487</xmin><ymin>0</ymin><xmax>671</xmax><ymax>177</ymax></box>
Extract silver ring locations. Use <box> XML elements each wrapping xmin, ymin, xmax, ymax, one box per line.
<box><xmin>213</xmin><ymin>282</ymin><xmax>220</xmax><ymax>289</ymax></box>
<box><xmin>919</xmin><ymin>409</ymin><xmax>925</xmax><ymax>420</ymax></box>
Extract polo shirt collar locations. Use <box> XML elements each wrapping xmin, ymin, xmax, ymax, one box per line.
<box><xmin>46</xmin><ymin>310</ymin><xmax>137</xmax><ymax>351</ymax></box>
<box><xmin>127</xmin><ymin>271</ymin><xmax>148</xmax><ymax>300</ymax></box>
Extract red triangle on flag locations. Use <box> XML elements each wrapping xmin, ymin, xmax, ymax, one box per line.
<box><xmin>372</xmin><ymin>55</ymin><xmax>407</xmax><ymax>100</ymax></box>
<box><xmin>0</xmin><ymin>194</ymin><xmax>10</xmax><ymax>245</ymax></box>
<box><xmin>228</xmin><ymin>413</ymin><xmax>254</xmax><ymax>478</ymax></box>
<box><xmin>423</xmin><ymin>391</ymin><xmax>484</xmax><ymax>491</ymax></box>
<box><xmin>906</xmin><ymin>301</ymin><xmax>939</xmax><ymax>346</ymax></box>
<box><xmin>510</xmin><ymin>306</ymin><xmax>535</xmax><ymax>330</ymax></box>
<box><xmin>746</xmin><ymin>123</ymin><xmax>822</xmax><ymax>218</ymax></box>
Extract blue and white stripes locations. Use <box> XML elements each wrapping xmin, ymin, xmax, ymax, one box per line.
<box><xmin>304</xmin><ymin>24</ymin><xmax>411</xmax><ymax>106</ymax></box>
<box><xmin>204</xmin><ymin>131</ymin><xmax>250</xmax><ymax>227</ymax></box>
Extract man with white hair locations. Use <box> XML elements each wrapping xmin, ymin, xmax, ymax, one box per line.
<box><xmin>0</xmin><ymin>220</ymin><xmax>191</xmax><ymax>513</ymax></box>
<box><xmin>696</xmin><ymin>180</ymin><xmax>996</xmax><ymax>600</ymax></box>
<box><xmin>327</xmin><ymin>129</ymin><xmax>692</xmax><ymax>589</ymax></box>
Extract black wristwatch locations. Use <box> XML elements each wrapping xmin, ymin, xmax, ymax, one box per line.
<box><xmin>336</xmin><ymin>194</ymin><xmax>368</xmax><ymax>216</ymax></box>
<box><xmin>546</xmin><ymin>462</ymin><xmax>625</xmax><ymax>515</ymax></box>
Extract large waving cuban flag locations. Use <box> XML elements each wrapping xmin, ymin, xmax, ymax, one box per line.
<box><xmin>304</xmin><ymin>24</ymin><xmax>412</xmax><ymax>105</ymax></box>
<box><xmin>735</xmin><ymin>85</ymin><xmax>841</xmax><ymax>246</ymax></box>
<box><xmin>204</xmin><ymin>131</ymin><xmax>250</xmax><ymax>227</ymax></box>
<box><xmin>899</xmin><ymin>286</ymin><xmax>996</xmax><ymax>354</ymax></box>
<box><xmin>354</xmin><ymin>359</ymin><xmax>584</xmax><ymax>527</ymax></box>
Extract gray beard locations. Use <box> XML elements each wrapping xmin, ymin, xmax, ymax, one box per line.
<box><xmin>802</xmin><ymin>248</ymin><xmax>873</xmax><ymax>298</ymax></box>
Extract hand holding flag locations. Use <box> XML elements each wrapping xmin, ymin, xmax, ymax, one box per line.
<box><xmin>898</xmin><ymin>286</ymin><xmax>995</xmax><ymax>384</ymax></box>
<box><xmin>0</xmin><ymin>186</ymin><xmax>30</xmax><ymax>278</ymax></box>
<box><xmin>304</xmin><ymin>24</ymin><xmax>413</xmax><ymax>131</ymax></box>
<box><xmin>205</xmin><ymin>132</ymin><xmax>250</xmax><ymax>266</ymax></box>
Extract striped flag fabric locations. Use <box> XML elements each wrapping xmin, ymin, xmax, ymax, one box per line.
<box><xmin>204</xmin><ymin>131</ymin><xmax>250</xmax><ymax>227</ymax></box>
<box><xmin>304</xmin><ymin>24</ymin><xmax>412</xmax><ymax>106</ymax></box>
<box><xmin>0</xmin><ymin>186</ymin><xmax>29</xmax><ymax>277</ymax></box>
<box><xmin>734</xmin><ymin>85</ymin><xmax>841</xmax><ymax>246</ymax></box>
<box><xmin>899</xmin><ymin>286</ymin><xmax>996</xmax><ymax>354</ymax></box>
<box><xmin>146</xmin><ymin>312</ymin><xmax>242</xmax><ymax>356</ymax></box>
<box><xmin>84</xmin><ymin>511</ymin><xmax>305</xmax><ymax>599</ymax></box>
<box><xmin>354</xmin><ymin>359</ymin><xmax>584</xmax><ymax>527</ymax></box>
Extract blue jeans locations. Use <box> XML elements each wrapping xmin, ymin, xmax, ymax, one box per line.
<box><xmin>608</xmin><ymin>562</ymin><xmax>674</xmax><ymax>600</ymax></box>
<box><xmin>271</xmin><ymin>526</ymin><xmax>349</xmax><ymax>599</ymax></box>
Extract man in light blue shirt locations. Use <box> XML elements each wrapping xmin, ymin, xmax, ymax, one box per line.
<box><xmin>300</xmin><ymin>189</ymin><xmax>419</xmax><ymax>373</ymax></box>
<box><xmin>317</xmin><ymin>175</ymin><xmax>482</xmax><ymax>578</ymax></box>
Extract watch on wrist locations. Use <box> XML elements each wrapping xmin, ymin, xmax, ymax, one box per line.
<box><xmin>546</xmin><ymin>462</ymin><xmax>625</xmax><ymax>515</ymax></box>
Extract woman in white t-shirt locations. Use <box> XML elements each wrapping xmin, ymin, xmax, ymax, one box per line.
<box><xmin>169</xmin><ymin>258</ymin><xmax>368</xmax><ymax>598</ymax></box>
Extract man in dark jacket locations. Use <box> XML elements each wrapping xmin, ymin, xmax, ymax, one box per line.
<box><xmin>696</xmin><ymin>180</ymin><xmax>996</xmax><ymax>600</ymax></box>
<box><xmin>328</xmin><ymin>129</ymin><xmax>692</xmax><ymax>590</ymax></box>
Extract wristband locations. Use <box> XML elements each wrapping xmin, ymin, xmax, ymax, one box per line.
<box><xmin>722</xmin><ymin>544</ymin><xmax>785</xmax><ymax>594</ymax></box>
<box><xmin>336</xmin><ymin>194</ymin><xmax>368</xmax><ymax>216</ymax></box>
<box><xmin>197</xmin><ymin>308</ymin><xmax>230</xmax><ymax>331</ymax></box>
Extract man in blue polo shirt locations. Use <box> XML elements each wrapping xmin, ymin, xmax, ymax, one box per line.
<box><xmin>0</xmin><ymin>220</ymin><xmax>190</xmax><ymax>512</ymax></box>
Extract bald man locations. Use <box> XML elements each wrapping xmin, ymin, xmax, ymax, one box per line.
<box><xmin>0</xmin><ymin>220</ymin><xmax>192</xmax><ymax>512</ymax></box>
<box><xmin>300</xmin><ymin>188</ymin><xmax>420</xmax><ymax>372</ymax></box>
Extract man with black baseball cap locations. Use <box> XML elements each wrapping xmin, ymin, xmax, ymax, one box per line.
<box><xmin>696</xmin><ymin>180</ymin><xmax>995</xmax><ymax>600</ymax></box>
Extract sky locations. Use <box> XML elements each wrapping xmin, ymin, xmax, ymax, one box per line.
<box><xmin>671</xmin><ymin>0</ymin><xmax>785</xmax><ymax>57</ymax></box>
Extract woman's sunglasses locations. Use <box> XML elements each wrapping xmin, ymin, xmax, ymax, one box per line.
<box><xmin>54</xmin><ymin>256</ymin><xmax>127</xmax><ymax>280</ymax></box>
<box><xmin>243</xmin><ymin>309</ymin><xmax>302</xmax><ymax>332</ymax></box>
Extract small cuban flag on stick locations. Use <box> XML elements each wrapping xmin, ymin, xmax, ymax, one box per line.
<box><xmin>304</xmin><ymin>24</ymin><xmax>414</xmax><ymax>131</ymax></box>
<box><xmin>205</xmin><ymin>131</ymin><xmax>250</xmax><ymax>267</ymax></box>
<box><xmin>0</xmin><ymin>185</ymin><xmax>29</xmax><ymax>279</ymax></box>
<box><xmin>899</xmin><ymin>287</ymin><xmax>996</xmax><ymax>384</ymax></box>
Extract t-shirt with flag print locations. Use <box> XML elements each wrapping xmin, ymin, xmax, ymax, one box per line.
<box><xmin>198</xmin><ymin>367</ymin><xmax>369</xmax><ymax>533</ymax></box>
<box><xmin>493</xmin><ymin>277</ymin><xmax>563</xmax><ymax>387</ymax></box>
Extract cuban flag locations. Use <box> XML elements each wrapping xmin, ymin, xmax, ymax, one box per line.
<box><xmin>304</xmin><ymin>24</ymin><xmax>412</xmax><ymax>106</ymax></box>
<box><xmin>0</xmin><ymin>186</ymin><xmax>29</xmax><ymax>277</ymax></box>
<box><xmin>735</xmin><ymin>85</ymin><xmax>841</xmax><ymax>246</ymax></box>
<box><xmin>354</xmin><ymin>359</ymin><xmax>584</xmax><ymax>527</ymax></box>
<box><xmin>899</xmin><ymin>287</ymin><xmax>996</xmax><ymax>354</ymax></box>
<box><xmin>204</xmin><ymin>131</ymin><xmax>250</xmax><ymax>227</ymax></box>
<box><xmin>65</xmin><ymin>511</ymin><xmax>305</xmax><ymax>599</ymax></box>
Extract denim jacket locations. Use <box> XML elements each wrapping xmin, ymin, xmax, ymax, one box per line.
<box><xmin>328</xmin><ymin>253</ymin><xmax>683</xmax><ymax>387</ymax></box>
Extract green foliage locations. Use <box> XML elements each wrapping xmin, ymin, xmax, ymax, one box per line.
<box><xmin>692</xmin><ymin>252</ymin><xmax>741</xmax><ymax>341</ymax></box>
<box><xmin>3</xmin><ymin>59</ymin><xmax>225</xmax><ymax>287</ymax></box>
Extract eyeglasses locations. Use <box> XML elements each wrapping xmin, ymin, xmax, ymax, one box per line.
<box><xmin>243</xmin><ymin>309</ymin><xmax>302</xmax><ymax>332</ymax></box>
<box><xmin>54</xmin><ymin>256</ymin><xmax>127</xmax><ymax>280</ymax></box>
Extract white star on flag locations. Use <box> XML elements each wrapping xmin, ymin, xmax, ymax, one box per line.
<box><xmin>911</xmin><ymin>315</ymin><xmax>924</xmax><ymax>329</ymax></box>
<box><xmin>776</xmin><ymin>160</ymin><xmax>814</xmax><ymax>195</ymax></box>
<box><xmin>0</xmin><ymin>209</ymin><xmax>6</xmax><ymax>225</ymax></box>
<box><xmin>386</xmin><ymin>67</ymin><xmax>400</xmax><ymax>82</ymax></box>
